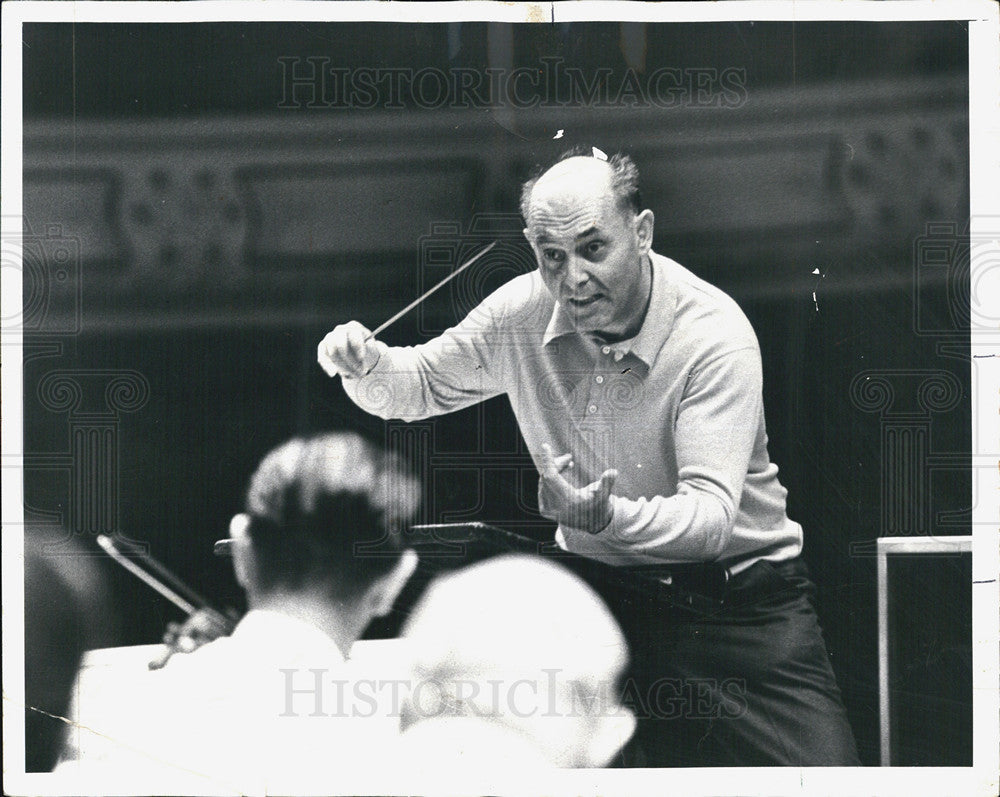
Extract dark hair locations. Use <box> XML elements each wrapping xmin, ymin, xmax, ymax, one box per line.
<box><xmin>243</xmin><ymin>433</ymin><xmax>420</xmax><ymax>601</ymax></box>
<box><xmin>25</xmin><ymin>528</ymin><xmax>115</xmax><ymax>771</ymax></box>
<box><xmin>519</xmin><ymin>147</ymin><xmax>642</xmax><ymax>222</ymax></box>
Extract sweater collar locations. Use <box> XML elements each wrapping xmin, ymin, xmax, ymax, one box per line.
<box><xmin>542</xmin><ymin>251</ymin><xmax>678</xmax><ymax>370</ymax></box>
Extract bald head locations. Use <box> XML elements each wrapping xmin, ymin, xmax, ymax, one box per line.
<box><xmin>400</xmin><ymin>555</ymin><xmax>635</xmax><ymax>767</ymax></box>
<box><xmin>403</xmin><ymin>554</ymin><xmax>628</xmax><ymax>680</ymax></box>
<box><xmin>519</xmin><ymin>151</ymin><xmax>641</xmax><ymax>225</ymax></box>
<box><xmin>530</xmin><ymin>156</ymin><xmax>613</xmax><ymax>208</ymax></box>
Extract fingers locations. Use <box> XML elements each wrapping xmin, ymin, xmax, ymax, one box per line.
<box><xmin>188</xmin><ymin>608</ymin><xmax>233</xmax><ymax>636</ymax></box>
<box><xmin>346</xmin><ymin>326</ymin><xmax>367</xmax><ymax>365</ymax></box>
<box><xmin>317</xmin><ymin>321</ymin><xmax>379</xmax><ymax>379</ymax></box>
<box><xmin>538</xmin><ymin>444</ymin><xmax>570</xmax><ymax>518</ymax></box>
<box><xmin>540</xmin><ymin>443</ymin><xmax>574</xmax><ymax>478</ymax></box>
<box><xmin>553</xmin><ymin>453</ymin><xmax>574</xmax><ymax>473</ymax></box>
<box><xmin>149</xmin><ymin>609</ymin><xmax>234</xmax><ymax>670</ymax></box>
<box><xmin>180</xmin><ymin>609</ymin><xmax>233</xmax><ymax>644</ymax></box>
<box><xmin>150</xmin><ymin>620</ymin><xmax>184</xmax><ymax>670</ymax></box>
<box><xmin>161</xmin><ymin>621</ymin><xmax>181</xmax><ymax>646</ymax></box>
<box><xmin>148</xmin><ymin>647</ymin><xmax>172</xmax><ymax>671</ymax></box>
<box><xmin>539</xmin><ymin>443</ymin><xmax>557</xmax><ymax>478</ymax></box>
<box><xmin>597</xmin><ymin>468</ymin><xmax>618</xmax><ymax>498</ymax></box>
<box><xmin>581</xmin><ymin>470</ymin><xmax>617</xmax><ymax>504</ymax></box>
<box><xmin>590</xmin><ymin>469</ymin><xmax>617</xmax><ymax>533</ymax></box>
<box><xmin>317</xmin><ymin>330</ymin><xmax>342</xmax><ymax>377</ymax></box>
<box><xmin>537</xmin><ymin>445</ymin><xmax>617</xmax><ymax>532</ymax></box>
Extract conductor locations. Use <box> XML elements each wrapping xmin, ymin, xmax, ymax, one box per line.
<box><xmin>317</xmin><ymin>148</ymin><xmax>860</xmax><ymax>766</ymax></box>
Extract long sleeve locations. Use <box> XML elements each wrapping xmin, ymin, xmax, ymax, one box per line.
<box><xmin>341</xmin><ymin>297</ymin><xmax>508</xmax><ymax>422</ymax></box>
<box><xmin>564</xmin><ymin>346</ymin><xmax>764</xmax><ymax>563</ymax></box>
<box><xmin>339</xmin><ymin>255</ymin><xmax>800</xmax><ymax>569</ymax></box>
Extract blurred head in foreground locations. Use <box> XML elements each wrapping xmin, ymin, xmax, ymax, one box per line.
<box><xmin>228</xmin><ymin>432</ymin><xmax>420</xmax><ymax>654</ymax></box>
<box><xmin>25</xmin><ymin>528</ymin><xmax>115</xmax><ymax>771</ymax></box>
<box><xmin>400</xmin><ymin>555</ymin><xmax>635</xmax><ymax>768</ymax></box>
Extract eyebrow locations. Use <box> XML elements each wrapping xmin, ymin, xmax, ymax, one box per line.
<box><xmin>536</xmin><ymin>226</ymin><xmax>601</xmax><ymax>244</ymax></box>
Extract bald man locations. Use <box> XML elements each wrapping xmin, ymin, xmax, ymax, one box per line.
<box><xmin>317</xmin><ymin>147</ymin><xmax>859</xmax><ymax>766</ymax></box>
<box><xmin>398</xmin><ymin>555</ymin><xmax>635</xmax><ymax>772</ymax></box>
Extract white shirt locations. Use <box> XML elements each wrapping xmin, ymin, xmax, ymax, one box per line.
<box><xmin>60</xmin><ymin>610</ymin><xmax>400</xmax><ymax>794</ymax></box>
<box><xmin>399</xmin><ymin>717</ymin><xmax>553</xmax><ymax>775</ymax></box>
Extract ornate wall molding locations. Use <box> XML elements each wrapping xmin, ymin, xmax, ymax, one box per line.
<box><xmin>22</xmin><ymin>74</ymin><xmax>967</xmax><ymax>330</ymax></box>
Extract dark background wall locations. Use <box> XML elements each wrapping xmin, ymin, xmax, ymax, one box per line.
<box><xmin>21</xmin><ymin>21</ymin><xmax>971</xmax><ymax>766</ymax></box>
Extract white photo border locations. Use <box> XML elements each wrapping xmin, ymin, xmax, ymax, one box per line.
<box><xmin>3</xmin><ymin>2</ymin><xmax>997</xmax><ymax>795</ymax></box>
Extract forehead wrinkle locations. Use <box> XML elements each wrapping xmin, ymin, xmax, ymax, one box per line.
<box><xmin>526</xmin><ymin>177</ymin><xmax>621</xmax><ymax>240</ymax></box>
<box><xmin>527</xmin><ymin>206</ymin><xmax>610</xmax><ymax>243</ymax></box>
<box><xmin>533</xmin><ymin>222</ymin><xmax>601</xmax><ymax>244</ymax></box>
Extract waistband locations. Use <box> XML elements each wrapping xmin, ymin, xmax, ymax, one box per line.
<box><xmin>620</xmin><ymin>556</ymin><xmax>809</xmax><ymax>609</ymax></box>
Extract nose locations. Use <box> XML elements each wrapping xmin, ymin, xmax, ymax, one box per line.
<box><xmin>563</xmin><ymin>255</ymin><xmax>590</xmax><ymax>289</ymax></box>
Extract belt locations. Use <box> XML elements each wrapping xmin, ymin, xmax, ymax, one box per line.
<box><xmin>620</xmin><ymin>561</ymin><xmax>731</xmax><ymax>605</ymax></box>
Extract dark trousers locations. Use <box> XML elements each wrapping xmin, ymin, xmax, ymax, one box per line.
<box><xmin>614</xmin><ymin>557</ymin><xmax>860</xmax><ymax>767</ymax></box>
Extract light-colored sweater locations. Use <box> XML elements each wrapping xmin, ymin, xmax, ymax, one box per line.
<box><xmin>344</xmin><ymin>252</ymin><xmax>802</xmax><ymax>572</ymax></box>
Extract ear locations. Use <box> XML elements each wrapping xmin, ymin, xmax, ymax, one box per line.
<box><xmin>369</xmin><ymin>548</ymin><xmax>419</xmax><ymax>618</ymax></box>
<box><xmin>635</xmin><ymin>209</ymin><xmax>654</xmax><ymax>255</ymax></box>
<box><xmin>228</xmin><ymin>513</ymin><xmax>254</xmax><ymax>589</ymax></box>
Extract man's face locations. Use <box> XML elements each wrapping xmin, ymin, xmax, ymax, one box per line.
<box><xmin>523</xmin><ymin>160</ymin><xmax>653</xmax><ymax>342</ymax></box>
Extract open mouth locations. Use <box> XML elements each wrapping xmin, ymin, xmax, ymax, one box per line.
<box><xmin>567</xmin><ymin>294</ymin><xmax>602</xmax><ymax>308</ymax></box>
